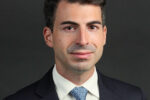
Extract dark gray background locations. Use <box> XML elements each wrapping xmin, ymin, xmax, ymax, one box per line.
<box><xmin>0</xmin><ymin>0</ymin><xmax>149</xmax><ymax>99</ymax></box>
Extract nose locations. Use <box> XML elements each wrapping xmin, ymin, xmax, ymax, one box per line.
<box><xmin>75</xmin><ymin>28</ymin><xmax>89</xmax><ymax>46</ymax></box>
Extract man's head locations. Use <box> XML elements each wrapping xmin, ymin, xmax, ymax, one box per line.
<box><xmin>44</xmin><ymin>0</ymin><xmax>106</xmax><ymax>31</ymax></box>
<box><xmin>43</xmin><ymin>0</ymin><xmax>107</xmax><ymax>78</ymax></box>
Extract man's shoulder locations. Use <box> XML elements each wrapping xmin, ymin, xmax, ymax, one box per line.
<box><xmin>4</xmin><ymin>80</ymin><xmax>40</xmax><ymax>100</ymax></box>
<box><xmin>4</xmin><ymin>68</ymin><xmax>54</xmax><ymax>100</ymax></box>
<box><xmin>101</xmin><ymin>74</ymin><xmax>141</xmax><ymax>90</ymax></box>
<box><xmin>99</xmin><ymin>72</ymin><xmax>146</xmax><ymax>99</ymax></box>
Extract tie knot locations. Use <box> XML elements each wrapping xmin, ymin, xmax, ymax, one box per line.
<box><xmin>70</xmin><ymin>87</ymin><xmax>88</xmax><ymax>100</ymax></box>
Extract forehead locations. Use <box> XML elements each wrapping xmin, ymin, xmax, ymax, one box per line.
<box><xmin>54</xmin><ymin>0</ymin><xmax>102</xmax><ymax>24</ymax></box>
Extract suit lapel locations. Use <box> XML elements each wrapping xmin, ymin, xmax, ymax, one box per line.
<box><xmin>97</xmin><ymin>69</ymin><xmax>120</xmax><ymax>100</ymax></box>
<box><xmin>35</xmin><ymin>67</ymin><xmax>59</xmax><ymax>100</ymax></box>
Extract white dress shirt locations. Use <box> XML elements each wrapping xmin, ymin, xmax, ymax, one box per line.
<box><xmin>52</xmin><ymin>65</ymin><xmax>100</xmax><ymax>100</ymax></box>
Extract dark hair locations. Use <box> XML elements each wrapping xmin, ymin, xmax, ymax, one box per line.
<box><xmin>44</xmin><ymin>0</ymin><xmax>106</xmax><ymax>30</ymax></box>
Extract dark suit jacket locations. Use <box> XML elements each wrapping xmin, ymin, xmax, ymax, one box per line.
<box><xmin>4</xmin><ymin>67</ymin><xmax>146</xmax><ymax>100</ymax></box>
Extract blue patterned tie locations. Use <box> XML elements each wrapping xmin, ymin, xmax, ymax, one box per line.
<box><xmin>70</xmin><ymin>87</ymin><xmax>88</xmax><ymax>100</ymax></box>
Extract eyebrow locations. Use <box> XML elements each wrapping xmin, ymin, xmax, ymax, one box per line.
<box><xmin>61</xmin><ymin>21</ymin><xmax>78</xmax><ymax>25</ymax></box>
<box><xmin>60</xmin><ymin>20</ymin><xmax>102</xmax><ymax>26</ymax></box>
<box><xmin>87</xmin><ymin>21</ymin><xmax>102</xmax><ymax>25</ymax></box>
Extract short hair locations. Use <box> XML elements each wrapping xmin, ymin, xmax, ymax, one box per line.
<box><xmin>44</xmin><ymin>0</ymin><xmax>106</xmax><ymax>30</ymax></box>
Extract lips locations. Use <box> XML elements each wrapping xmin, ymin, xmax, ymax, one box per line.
<box><xmin>70</xmin><ymin>51</ymin><xmax>92</xmax><ymax>59</ymax></box>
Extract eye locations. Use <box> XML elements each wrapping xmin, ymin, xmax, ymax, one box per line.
<box><xmin>88</xmin><ymin>25</ymin><xmax>99</xmax><ymax>31</ymax></box>
<box><xmin>63</xmin><ymin>26</ymin><xmax>76</xmax><ymax>32</ymax></box>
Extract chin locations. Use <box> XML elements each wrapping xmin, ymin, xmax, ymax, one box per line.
<box><xmin>69</xmin><ymin>62</ymin><xmax>94</xmax><ymax>73</ymax></box>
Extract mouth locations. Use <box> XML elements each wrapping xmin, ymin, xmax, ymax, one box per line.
<box><xmin>70</xmin><ymin>51</ymin><xmax>93</xmax><ymax>59</ymax></box>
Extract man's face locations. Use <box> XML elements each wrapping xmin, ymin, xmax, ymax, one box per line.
<box><xmin>44</xmin><ymin>1</ymin><xmax>107</xmax><ymax>73</ymax></box>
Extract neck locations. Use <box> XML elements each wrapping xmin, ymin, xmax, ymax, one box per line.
<box><xmin>55</xmin><ymin>64</ymin><xmax>95</xmax><ymax>85</ymax></box>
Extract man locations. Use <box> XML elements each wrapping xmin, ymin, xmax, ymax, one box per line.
<box><xmin>5</xmin><ymin>0</ymin><xmax>146</xmax><ymax>100</ymax></box>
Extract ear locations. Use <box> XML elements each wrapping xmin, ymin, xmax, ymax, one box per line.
<box><xmin>103</xmin><ymin>25</ymin><xmax>107</xmax><ymax>45</ymax></box>
<box><xmin>43</xmin><ymin>27</ymin><xmax>53</xmax><ymax>48</ymax></box>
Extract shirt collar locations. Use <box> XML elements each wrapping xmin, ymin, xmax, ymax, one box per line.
<box><xmin>52</xmin><ymin>65</ymin><xmax>99</xmax><ymax>100</ymax></box>
<box><xmin>53</xmin><ymin>65</ymin><xmax>75</xmax><ymax>100</ymax></box>
<box><xmin>82</xmin><ymin>67</ymin><xmax>99</xmax><ymax>98</ymax></box>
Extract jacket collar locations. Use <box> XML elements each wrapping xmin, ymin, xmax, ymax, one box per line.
<box><xmin>34</xmin><ymin>67</ymin><xmax>120</xmax><ymax>100</ymax></box>
<box><xmin>97</xmin><ymin>69</ymin><xmax>121</xmax><ymax>100</ymax></box>
<box><xmin>35</xmin><ymin>67</ymin><xmax>59</xmax><ymax>100</ymax></box>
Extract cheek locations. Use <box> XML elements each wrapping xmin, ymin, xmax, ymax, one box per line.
<box><xmin>91</xmin><ymin>34</ymin><xmax>105</xmax><ymax>46</ymax></box>
<box><xmin>53</xmin><ymin>35</ymin><xmax>73</xmax><ymax>51</ymax></box>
